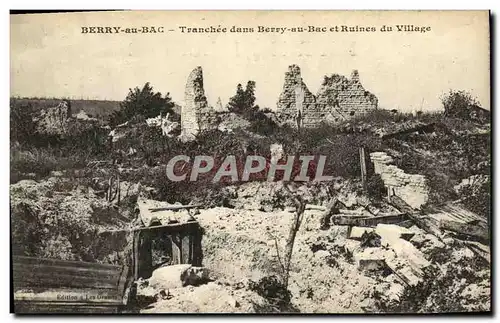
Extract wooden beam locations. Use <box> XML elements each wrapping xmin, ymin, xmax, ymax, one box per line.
<box><xmin>191</xmin><ymin>226</ymin><xmax>203</xmax><ymax>267</ymax></box>
<box><xmin>131</xmin><ymin>221</ymin><xmax>199</xmax><ymax>232</ymax></box>
<box><xmin>170</xmin><ymin>234</ymin><xmax>182</xmax><ymax>265</ymax></box>
<box><xmin>133</xmin><ymin>231</ymin><xmax>140</xmax><ymax>280</ymax></box>
<box><xmin>389</xmin><ymin>195</ymin><xmax>443</xmax><ymax>238</ymax></box>
<box><xmin>331</xmin><ymin>214</ymin><xmax>407</xmax><ymax>227</ymax></box>
<box><xmin>181</xmin><ymin>233</ymin><xmax>191</xmax><ymax>264</ymax></box>
<box><xmin>439</xmin><ymin>219</ymin><xmax>489</xmax><ymax>243</ymax></box>
<box><xmin>137</xmin><ymin>231</ymin><xmax>152</xmax><ymax>279</ymax></box>
<box><xmin>359</xmin><ymin>147</ymin><xmax>367</xmax><ymax>193</ymax></box>
<box><xmin>149</xmin><ymin>204</ymin><xmax>203</xmax><ymax>212</ymax></box>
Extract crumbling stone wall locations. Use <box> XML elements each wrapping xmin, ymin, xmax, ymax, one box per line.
<box><xmin>276</xmin><ymin>65</ymin><xmax>317</xmax><ymax>128</ymax></box>
<box><xmin>36</xmin><ymin>100</ymin><xmax>72</xmax><ymax>135</ymax></box>
<box><xmin>276</xmin><ymin>65</ymin><xmax>378</xmax><ymax>128</ymax></box>
<box><xmin>180</xmin><ymin>66</ymin><xmax>215</xmax><ymax>140</ymax></box>
<box><xmin>370</xmin><ymin>152</ymin><xmax>429</xmax><ymax>209</ymax></box>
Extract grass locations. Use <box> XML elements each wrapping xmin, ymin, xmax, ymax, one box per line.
<box><xmin>10</xmin><ymin>97</ymin><xmax>121</xmax><ymax>118</ymax></box>
<box><xmin>10</xmin><ymin>146</ymin><xmax>91</xmax><ymax>183</ymax></box>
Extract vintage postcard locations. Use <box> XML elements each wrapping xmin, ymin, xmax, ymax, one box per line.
<box><xmin>10</xmin><ymin>10</ymin><xmax>491</xmax><ymax>314</ymax></box>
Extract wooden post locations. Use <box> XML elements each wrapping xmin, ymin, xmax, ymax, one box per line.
<box><xmin>170</xmin><ymin>234</ymin><xmax>182</xmax><ymax>265</ymax></box>
<box><xmin>359</xmin><ymin>147</ymin><xmax>367</xmax><ymax>193</ymax></box>
<box><xmin>116</xmin><ymin>175</ymin><xmax>120</xmax><ymax>205</ymax></box>
<box><xmin>135</xmin><ymin>231</ymin><xmax>152</xmax><ymax>279</ymax></box>
<box><xmin>181</xmin><ymin>233</ymin><xmax>191</xmax><ymax>264</ymax></box>
<box><xmin>190</xmin><ymin>225</ymin><xmax>203</xmax><ymax>266</ymax></box>
<box><xmin>133</xmin><ymin>231</ymin><xmax>140</xmax><ymax>280</ymax></box>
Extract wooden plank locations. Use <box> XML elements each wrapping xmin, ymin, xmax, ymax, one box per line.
<box><xmin>331</xmin><ymin>214</ymin><xmax>407</xmax><ymax>227</ymax></box>
<box><xmin>137</xmin><ymin>231</ymin><xmax>152</xmax><ymax>279</ymax></box>
<box><xmin>12</xmin><ymin>256</ymin><xmax>131</xmax><ymax>313</ymax></box>
<box><xmin>149</xmin><ymin>204</ymin><xmax>203</xmax><ymax>212</ymax></box>
<box><xmin>439</xmin><ymin>219</ymin><xmax>489</xmax><ymax>243</ymax></box>
<box><xmin>191</xmin><ymin>227</ymin><xmax>203</xmax><ymax>267</ymax></box>
<box><xmin>390</xmin><ymin>195</ymin><xmax>444</xmax><ymax>238</ymax></box>
<box><xmin>14</xmin><ymin>289</ymin><xmax>122</xmax><ymax>304</ymax></box>
<box><xmin>132</xmin><ymin>221</ymin><xmax>199</xmax><ymax>232</ymax></box>
<box><xmin>13</xmin><ymin>271</ymin><xmax>118</xmax><ymax>289</ymax></box>
<box><xmin>13</xmin><ymin>256</ymin><xmax>120</xmax><ymax>270</ymax></box>
<box><xmin>133</xmin><ymin>231</ymin><xmax>140</xmax><ymax>280</ymax></box>
<box><xmin>12</xmin><ymin>263</ymin><xmax>120</xmax><ymax>280</ymax></box>
<box><xmin>116</xmin><ymin>265</ymin><xmax>130</xmax><ymax>305</ymax></box>
<box><xmin>462</xmin><ymin>241</ymin><xmax>490</xmax><ymax>263</ymax></box>
<box><xmin>181</xmin><ymin>233</ymin><xmax>191</xmax><ymax>264</ymax></box>
<box><xmin>360</xmin><ymin>147</ymin><xmax>367</xmax><ymax>193</ymax></box>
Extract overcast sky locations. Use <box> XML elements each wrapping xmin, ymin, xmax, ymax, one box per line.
<box><xmin>10</xmin><ymin>10</ymin><xmax>490</xmax><ymax>112</ymax></box>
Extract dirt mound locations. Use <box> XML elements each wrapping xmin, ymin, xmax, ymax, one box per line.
<box><xmin>10</xmin><ymin>177</ymin><xmax>134</xmax><ymax>263</ymax></box>
<box><xmin>195</xmin><ymin>206</ymin><xmax>379</xmax><ymax>313</ymax></box>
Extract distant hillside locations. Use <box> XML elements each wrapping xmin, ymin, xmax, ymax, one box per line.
<box><xmin>10</xmin><ymin>98</ymin><xmax>121</xmax><ymax>118</ymax></box>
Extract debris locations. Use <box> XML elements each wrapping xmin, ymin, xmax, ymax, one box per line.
<box><xmin>428</xmin><ymin>201</ymin><xmax>486</xmax><ymax>225</ymax></box>
<box><xmin>226</xmin><ymin>296</ymin><xmax>240</xmax><ymax>308</ymax></box>
<box><xmin>354</xmin><ymin>247</ymin><xmax>389</xmax><ymax>272</ymax></box>
<box><xmin>384</xmin><ymin>254</ymin><xmax>423</xmax><ymax>287</ymax></box>
<box><xmin>343</xmin><ymin>239</ymin><xmax>362</xmax><ymax>255</ymax></box>
<box><xmin>349</xmin><ymin>227</ymin><xmax>375</xmax><ymax>240</ymax></box>
<box><xmin>136</xmin><ymin>198</ymin><xmax>198</xmax><ymax>227</ymax></box>
<box><xmin>359</xmin><ymin>231</ymin><xmax>382</xmax><ymax>248</ymax></box>
<box><xmin>338</xmin><ymin>208</ymin><xmax>370</xmax><ymax>216</ymax></box>
<box><xmin>409</xmin><ymin>232</ymin><xmax>446</xmax><ymax>255</ymax></box>
<box><xmin>375</xmin><ymin>224</ymin><xmax>416</xmax><ymax>241</ymax></box>
<box><xmin>381</xmin><ymin>235</ymin><xmax>431</xmax><ymax>281</ymax></box>
<box><xmin>390</xmin><ymin>196</ymin><xmax>444</xmax><ymax>238</ymax></box>
<box><xmin>305</xmin><ymin>204</ymin><xmax>327</xmax><ymax>211</ymax></box>
<box><xmin>331</xmin><ymin>214</ymin><xmax>407</xmax><ymax>227</ymax></box>
<box><xmin>462</xmin><ymin>241</ymin><xmax>490</xmax><ymax>263</ymax></box>
<box><xmin>439</xmin><ymin>219</ymin><xmax>489</xmax><ymax>243</ymax></box>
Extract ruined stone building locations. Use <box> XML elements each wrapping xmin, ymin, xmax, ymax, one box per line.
<box><xmin>180</xmin><ymin>66</ymin><xmax>216</xmax><ymax>140</ymax></box>
<box><xmin>276</xmin><ymin>65</ymin><xmax>378</xmax><ymax>128</ymax></box>
<box><xmin>35</xmin><ymin>100</ymin><xmax>72</xmax><ymax>135</ymax></box>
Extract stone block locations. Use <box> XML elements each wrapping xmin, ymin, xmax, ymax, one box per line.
<box><xmin>376</xmin><ymin>224</ymin><xmax>416</xmax><ymax>241</ymax></box>
<box><xmin>354</xmin><ymin>247</ymin><xmax>389</xmax><ymax>271</ymax></box>
<box><xmin>149</xmin><ymin>264</ymin><xmax>209</xmax><ymax>290</ymax></box>
<box><xmin>349</xmin><ymin>227</ymin><xmax>375</xmax><ymax>240</ymax></box>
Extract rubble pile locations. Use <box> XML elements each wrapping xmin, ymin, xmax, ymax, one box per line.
<box><xmin>323</xmin><ymin>193</ymin><xmax>490</xmax><ymax>312</ymax></box>
<box><xmin>370</xmin><ymin>151</ymin><xmax>430</xmax><ymax>209</ymax></box>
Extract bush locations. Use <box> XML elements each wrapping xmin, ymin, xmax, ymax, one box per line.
<box><xmin>248</xmin><ymin>110</ymin><xmax>278</xmax><ymax>136</ymax></box>
<box><xmin>249</xmin><ymin>275</ymin><xmax>296</xmax><ymax>312</ymax></box>
<box><xmin>10</xmin><ymin>101</ymin><xmax>39</xmax><ymax>144</ymax></box>
<box><xmin>10</xmin><ymin>147</ymin><xmax>89</xmax><ymax>183</ymax></box>
<box><xmin>11</xmin><ymin>202</ymin><xmax>44</xmax><ymax>256</ymax></box>
<box><xmin>458</xmin><ymin>178</ymin><xmax>491</xmax><ymax>220</ymax></box>
<box><xmin>109</xmin><ymin>82</ymin><xmax>175</xmax><ymax>127</ymax></box>
<box><xmin>441</xmin><ymin>90</ymin><xmax>488</xmax><ymax>123</ymax></box>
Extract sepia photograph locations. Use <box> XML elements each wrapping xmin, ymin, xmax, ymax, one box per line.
<box><xmin>9</xmin><ymin>10</ymin><xmax>491</xmax><ymax>314</ymax></box>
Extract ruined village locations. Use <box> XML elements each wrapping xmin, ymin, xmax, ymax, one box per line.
<box><xmin>10</xmin><ymin>64</ymin><xmax>491</xmax><ymax>313</ymax></box>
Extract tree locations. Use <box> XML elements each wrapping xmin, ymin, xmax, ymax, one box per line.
<box><xmin>441</xmin><ymin>90</ymin><xmax>480</xmax><ymax>119</ymax></box>
<box><xmin>10</xmin><ymin>102</ymin><xmax>39</xmax><ymax>144</ymax></box>
<box><xmin>109</xmin><ymin>82</ymin><xmax>175</xmax><ymax>127</ymax></box>
<box><xmin>227</xmin><ymin>80</ymin><xmax>258</xmax><ymax>115</ymax></box>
